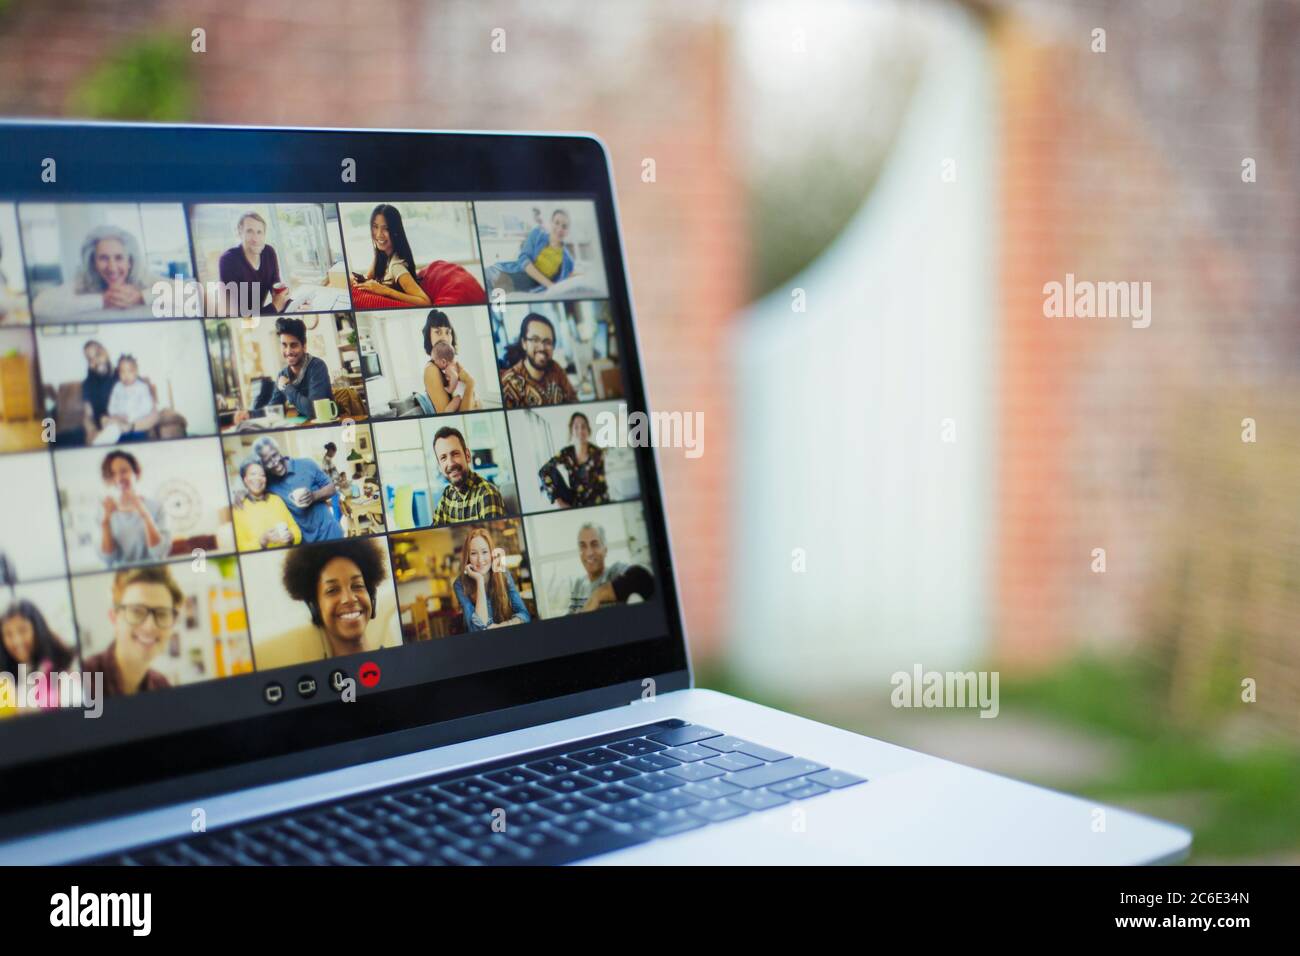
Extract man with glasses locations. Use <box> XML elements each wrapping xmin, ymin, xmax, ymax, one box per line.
<box><xmin>81</xmin><ymin>566</ymin><xmax>183</xmax><ymax>697</ymax></box>
<box><xmin>500</xmin><ymin>313</ymin><xmax>579</xmax><ymax>408</ymax></box>
<box><xmin>251</xmin><ymin>435</ymin><xmax>344</xmax><ymax>543</ymax></box>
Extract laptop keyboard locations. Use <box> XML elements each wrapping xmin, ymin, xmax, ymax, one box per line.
<box><xmin>96</xmin><ymin>719</ymin><xmax>866</xmax><ymax>866</ymax></box>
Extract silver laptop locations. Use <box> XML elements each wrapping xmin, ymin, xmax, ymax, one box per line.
<box><xmin>0</xmin><ymin>122</ymin><xmax>1189</xmax><ymax>865</ymax></box>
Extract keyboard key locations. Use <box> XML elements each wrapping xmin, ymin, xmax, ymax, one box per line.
<box><xmin>622</xmin><ymin>753</ymin><xmax>680</xmax><ymax>772</ymax></box>
<box><xmin>568</xmin><ymin>747</ymin><xmax>624</xmax><ymax>766</ymax></box>
<box><xmin>640</xmin><ymin>789</ymin><xmax>699</xmax><ymax>811</ymax></box>
<box><xmin>484</xmin><ymin>767</ymin><xmax>545</xmax><ymax>787</ymax></box>
<box><xmin>625</xmin><ymin>772</ymin><xmax>685</xmax><ymax>794</ymax></box>
<box><xmin>448</xmin><ymin>797</ymin><xmax>500</xmax><ymax>816</ymax></box>
<box><xmin>805</xmin><ymin>769</ymin><xmax>866</xmax><ymax>789</ymax></box>
<box><xmin>539</xmin><ymin>774</ymin><xmax>599</xmax><ymax>794</ymax></box>
<box><xmin>547</xmin><ymin>813</ymin><xmax>613</xmax><ymax>839</ymax></box>
<box><xmin>438</xmin><ymin>846</ymin><xmax>483</xmax><ymax>866</ymax></box>
<box><xmin>578</xmin><ymin>763</ymin><xmax>639</xmax><ymax>784</ymax></box>
<box><xmin>389</xmin><ymin>790</ymin><xmax>440</xmax><ymax>812</ymax></box>
<box><xmin>526</xmin><ymin>757</ymin><xmax>584</xmax><ymax>776</ymax></box>
<box><xmin>408</xmin><ymin>807</ymin><xmax>463</xmax><ymax>828</ymax></box>
<box><xmin>540</xmin><ymin>795</ymin><xmax>599</xmax><ymax>816</ymax></box>
<box><xmin>646</xmin><ymin>725</ymin><xmax>723</xmax><ymax>747</ymax></box>
<box><xmin>697</xmin><ymin>735</ymin><xmax>751</xmax><ymax>754</ymax></box>
<box><xmin>497</xmin><ymin>806</ymin><xmax>554</xmax><ymax>828</ymax></box>
<box><xmin>341</xmin><ymin>802</ymin><xmax>397</xmax><ymax>823</ymax></box>
<box><xmin>686</xmin><ymin>799</ymin><xmax>750</xmax><ymax>823</ymax></box>
<box><xmin>704</xmin><ymin>752</ymin><xmax>764</xmax><ymax>772</ymax></box>
<box><xmin>767</xmin><ymin>778</ymin><xmax>808</xmax><ymax>794</ymax></box>
<box><xmin>785</xmin><ymin>782</ymin><xmax>831</xmax><ymax>800</ymax></box>
<box><xmin>461</xmin><ymin>839</ymin><xmax>528</xmax><ymax>864</ymax></box>
<box><xmin>508</xmin><ymin>828</ymin><xmax>570</xmax><ymax>852</ymax></box>
<box><xmin>724</xmin><ymin>759</ymin><xmax>827</xmax><ymax>790</ymax></box>
<box><xmin>638</xmin><ymin>809</ymin><xmax>707</xmax><ymax>837</ymax></box>
<box><xmin>699</xmin><ymin>737</ymin><xmax>791</xmax><ymax>762</ymax></box>
<box><xmin>380</xmin><ymin>838</ymin><xmax>428</xmax><ymax>865</ymax></box>
<box><xmin>660</xmin><ymin>744</ymin><xmax>715</xmax><ymax>762</ymax></box>
<box><xmin>607</xmin><ymin>738</ymin><xmax>668</xmax><ymax>757</ymax></box>
<box><xmin>444</xmin><ymin>817</ymin><xmax>502</xmax><ymax>839</ymax></box>
<box><xmin>730</xmin><ymin>742</ymin><xmax>791</xmax><ymax>762</ymax></box>
<box><xmin>682</xmin><ymin>779</ymin><xmax>742</xmax><ymax>801</ymax></box>
<box><xmin>595</xmin><ymin>800</ymin><xmax>658</xmax><ymax>824</ymax></box>
<box><xmin>585</xmin><ymin>785</ymin><xmax>639</xmax><ymax>805</ymax></box>
<box><xmin>495</xmin><ymin>784</ymin><xmax>552</xmax><ymax>804</ymax></box>
<box><xmin>665</xmin><ymin>762</ymin><xmax>725</xmax><ymax>782</ymax></box>
<box><xmin>728</xmin><ymin>788</ymin><xmax>790</xmax><ymax>811</ymax></box>
<box><xmin>436</xmin><ymin>777</ymin><xmax>497</xmax><ymax>800</ymax></box>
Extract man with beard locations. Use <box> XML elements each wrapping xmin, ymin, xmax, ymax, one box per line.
<box><xmin>429</xmin><ymin>426</ymin><xmax>507</xmax><ymax>526</ymax></box>
<box><xmin>77</xmin><ymin>339</ymin><xmax>118</xmax><ymax>445</ymax></box>
<box><xmin>251</xmin><ymin>435</ymin><xmax>343</xmax><ymax>542</ymax></box>
<box><xmin>233</xmin><ymin>316</ymin><xmax>332</xmax><ymax>423</ymax></box>
<box><xmin>499</xmin><ymin>313</ymin><xmax>578</xmax><ymax>408</ymax></box>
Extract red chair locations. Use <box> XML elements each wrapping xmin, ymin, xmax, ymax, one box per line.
<box><xmin>349</xmin><ymin>260</ymin><xmax>487</xmax><ymax>310</ymax></box>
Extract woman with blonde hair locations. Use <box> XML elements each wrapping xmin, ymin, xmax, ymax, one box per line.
<box><xmin>34</xmin><ymin>224</ymin><xmax>157</xmax><ymax>319</ymax></box>
<box><xmin>452</xmin><ymin>526</ymin><xmax>530</xmax><ymax>632</ymax></box>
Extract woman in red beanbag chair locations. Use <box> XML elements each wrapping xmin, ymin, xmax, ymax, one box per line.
<box><xmin>350</xmin><ymin>260</ymin><xmax>487</xmax><ymax>310</ymax></box>
<box><xmin>349</xmin><ymin>204</ymin><xmax>432</xmax><ymax>309</ymax></box>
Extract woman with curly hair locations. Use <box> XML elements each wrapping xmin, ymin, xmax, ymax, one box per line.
<box><xmin>282</xmin><ymin>537</ymin><xmax>390</xmax><ymax>658</ymax></box>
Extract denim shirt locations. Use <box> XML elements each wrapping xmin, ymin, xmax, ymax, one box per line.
<box><xmin>493</xmin><ymin>227</ymin><xmax>574</xmax><ymax>286</ymax></box>
<box><xmin>453</xmin><ymin>570</ymin><xmax>530</xmax><ymax>631</ymax></box>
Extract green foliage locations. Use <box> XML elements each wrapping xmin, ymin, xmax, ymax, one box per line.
<box><xmin>66</xmin><ymin>33</ymin><xmax>196</xmax><ymax>121</ymax></box>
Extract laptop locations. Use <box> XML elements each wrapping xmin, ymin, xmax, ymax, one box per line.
<box><xmin>0</xmin><ymin>122</ymin><xmax>1189</xmax><ymax>865</ymax></box>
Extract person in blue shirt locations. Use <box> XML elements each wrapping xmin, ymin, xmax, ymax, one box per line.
<box><xmin>452</xmin><ymin>526</ymin><xmax>530</xmax><ymax>632</ymax></box>
<box><xmin>251</xmin><ymin>435</ymin><xmax>343</xmax><ymax>543</ymax></box>
<box><xmin>484</xmin><ymin>208</ymin><xmax>575</xmax><ymax>295</ymax></box>
<box><xmin>234</xmin><ymin>316</ymin><xmax>333</xmax><ymax>423</ymax></box>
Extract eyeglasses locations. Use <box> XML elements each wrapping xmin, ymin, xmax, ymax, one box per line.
<box><xmin>523</xmin><ymin>336</ymin><xmax>555</xmax><ymax>349</ymax></box>
<box><xmin>115</xmin><ymin>604</ymin><xmax>177</xmax><ymax>628</ymax></box>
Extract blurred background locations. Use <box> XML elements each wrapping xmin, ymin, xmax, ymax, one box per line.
<box><xmin>1</xmin><ymin>0</ymin><xmax>1297</xmax><ymax>862</ymax></box>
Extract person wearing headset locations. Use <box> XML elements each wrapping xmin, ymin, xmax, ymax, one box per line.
<box><xmin>281</xmin><ymin>537</ymin><xmax>390</xmax><ymax>659</ymax></box>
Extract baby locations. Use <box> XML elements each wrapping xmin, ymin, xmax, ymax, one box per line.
<box><xmin>430</xmin><ymin>340</ymin><xmax>466</xmax><ymax>400</ymax></box>
<box><xmin>104</xmin><ymin>355</ymin><xmax>156</xmax><ymax>436</ymax></box>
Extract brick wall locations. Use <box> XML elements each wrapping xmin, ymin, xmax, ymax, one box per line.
<box><xmin>992</xmin><ymin>0</ymin><xmax>1300</xmax><ymax>719</ymax></box>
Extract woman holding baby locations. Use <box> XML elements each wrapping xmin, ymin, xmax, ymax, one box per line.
<box><xmin>422</xmin><ymin>310</ymin><xmax>480</xmax><ymax>413</ymax></box>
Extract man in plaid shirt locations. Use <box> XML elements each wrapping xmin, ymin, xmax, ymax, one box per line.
<box><xmin>430</xmin><ymin>425</ymin><xmax>508</xmax><ymax>526</ymax></box>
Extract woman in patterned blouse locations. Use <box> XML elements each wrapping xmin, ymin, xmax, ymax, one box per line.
<box><xmin>538</xmin><ymin>411</ymin><xmax>610</xmax><ymax>509</ymax></box>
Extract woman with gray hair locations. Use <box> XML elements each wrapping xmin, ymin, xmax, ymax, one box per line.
<box><xmin>33</xmin><ymin>223</ymin><xmax>157</xmax><ymax>319</ymax></box>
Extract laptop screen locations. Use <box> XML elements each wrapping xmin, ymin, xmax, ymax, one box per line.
<box><xmin>0</xmin><ymin>125</ymin><xmax>687</xmax><ymax>818</ymax></box>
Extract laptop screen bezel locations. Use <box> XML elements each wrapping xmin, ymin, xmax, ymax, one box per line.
<box><xmin>0</xmin><ymin>121</ymin><xmax>692</xmax><ymax>833</ymax></box>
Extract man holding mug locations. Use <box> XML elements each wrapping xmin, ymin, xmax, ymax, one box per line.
<box><xmin>250</xmin><ymin>435</ymin><xmax>344</xmax><ymax>543</ymax></box>
<box><xmin>234</xmin><ymin>317</ymin><xmax>334</xmax><ymax>424</ymax></box>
